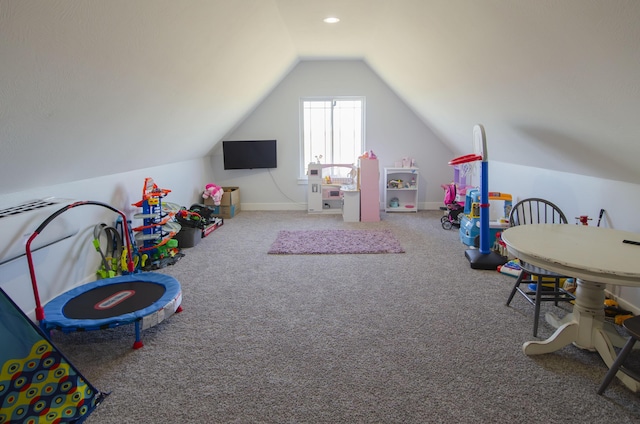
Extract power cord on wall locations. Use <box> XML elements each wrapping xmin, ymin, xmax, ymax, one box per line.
<box><xmin>268</xmin><ymin>169</ymin><xmax>307</xmax><ymax>207</ymax></box>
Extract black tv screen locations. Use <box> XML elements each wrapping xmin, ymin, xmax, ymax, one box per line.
<box><xmin>222</xmin><ymin>140</ymin><xmax>277</xmax><ymax>170</ymax></box>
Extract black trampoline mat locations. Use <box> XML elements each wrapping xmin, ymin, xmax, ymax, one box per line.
<box><xmin>63</xmin><ymin>281</ymin><xmax>166</xmax><ymax>320</ymax></box>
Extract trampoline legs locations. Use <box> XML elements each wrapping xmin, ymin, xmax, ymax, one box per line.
<box><xmin>40</xmin><ymin>323</ymin><xmax>52</xmax><ymax>340</ymax></box>
<box><xmin>133</xmin><ymin>321</ymin><xmax>144</xmax><ymax>349</ymax></box>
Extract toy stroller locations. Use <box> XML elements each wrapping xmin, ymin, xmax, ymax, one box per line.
<box><xmin>440</xmin><ymin>183</ymin><xmax>464</xmax><ymax>230</ymax></box>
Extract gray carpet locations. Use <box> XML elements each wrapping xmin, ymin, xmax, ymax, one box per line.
<box><xmin>51</xmin><ymin>210</ymin><xmax>640</xmax><ymax>423</ymax></box>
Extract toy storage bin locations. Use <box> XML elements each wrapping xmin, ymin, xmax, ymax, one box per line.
<box><xmin>174</xmin><ymin>226</ymin><xmax>201</xmax><ymax>248</ymax></box>
<box><xmin>204</xmin><ymin>187</ymin><xmax>240</xmax><ymax>218</ymax></box>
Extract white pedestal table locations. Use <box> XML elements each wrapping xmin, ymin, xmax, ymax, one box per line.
<box><xmin>501</xmin><ymin>224</ymin><xmax>640</xmax><ymax>391</ymax></box>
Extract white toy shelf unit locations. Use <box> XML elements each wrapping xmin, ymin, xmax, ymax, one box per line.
<box><xmin>307</xmin><ymin>163</ymin><xmax>358</xmax><ymax>219</ymax></box>
<box><xmin>384</xmin><ymin>167</ymin><xmax>419</xmax><ymax>212</ymax></box>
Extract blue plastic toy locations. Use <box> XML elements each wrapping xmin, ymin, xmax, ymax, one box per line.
<box><xmin>459</xmin><ymin>189</ymin><xmax>512</xmax><ymax>247</ymax></box>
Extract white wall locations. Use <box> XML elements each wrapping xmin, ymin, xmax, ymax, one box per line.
<box><xmin>0</xmin><ymin>158</ymin><xmax>213</xmax><ymax>319</ymax></box>
<box><xmin>208</xmin><ymin>60</ymin><xmax>455</xmax><ymax>211</ymax></box>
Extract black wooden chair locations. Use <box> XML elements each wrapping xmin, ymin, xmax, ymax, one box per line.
<box><xmin>598</xmin><ymin>315</ymin><xmax>640</xmax><ymax>394</ymax></box>
<box><xmin>505</xmin><ymin>198</ymin><xmax>575</xmax><ymax>337</ymax></box>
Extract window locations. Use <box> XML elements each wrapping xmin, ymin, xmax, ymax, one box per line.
<box><xmin>300</xmin><ymin>97</ymin><xmax>365</xmax><ymax>179</ymax></box>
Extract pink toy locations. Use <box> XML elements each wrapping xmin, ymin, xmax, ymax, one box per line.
<box><xmin>359</xmin><ymin>150</ymin><xmax>377</xmax><ymax>160</ymax></box>
<box><xmin>202</xmin><ymin>184</ymin><xmax>223</xmax><ymax>206</ymax></box>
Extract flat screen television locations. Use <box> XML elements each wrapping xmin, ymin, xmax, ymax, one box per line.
<box><xmin>222</xmin><ymin>140</ymin><xmax>277</xmax><ymax>170</ymax></box>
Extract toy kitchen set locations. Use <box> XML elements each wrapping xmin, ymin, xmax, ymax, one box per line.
<box><xmin>307</xmin><ymin>158</ymin><xmax>380</xmax><ymax>222</ymax></box>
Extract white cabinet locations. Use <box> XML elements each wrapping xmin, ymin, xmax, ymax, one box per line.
<box><xmin>384</xmin><ymin>167</ymin><xmax>419</xmax><ymax>213</ymax></box>
<box><xmin>342</xmin><ymin>190</ymin><xmax>360</xmax><ymax>222</ymax></box>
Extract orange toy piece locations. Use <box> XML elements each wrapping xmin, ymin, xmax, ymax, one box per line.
<box><xmin>131</xmin><ymin>178</ymin><xmax>172</xmax><ymax>207</ymax></box>
<box><xmin>615</xmin><ymin>314</ymin><xmax>635</xmax><ymax>326</ymax></box>
<box><xmin>142</xmin><ymin>177</ymin><xmax>171</xmax><ymax>200</ymax></box>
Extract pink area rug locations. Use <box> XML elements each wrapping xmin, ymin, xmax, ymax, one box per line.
<box><xmin>268</xmin><ymin>229</ymin><xmax>405</xmax><ymax>255</ymax></box>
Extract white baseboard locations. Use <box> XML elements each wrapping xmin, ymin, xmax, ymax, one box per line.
<box><xmin>241</xmin><ymin>203</ymin><xmax>307</xmax><ymax>211</ymax></box>
<box><xmin>421</xmin><ymin>202</ymin><xmax>444</xmax><ymax>210</ymax></box>
<box><xmin>241</xmin><ymin>201</ymin><xmax>445</xmax><ymax>212</ymax></box>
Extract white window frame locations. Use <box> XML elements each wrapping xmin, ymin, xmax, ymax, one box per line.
<box><xmin>298</xmin><ymin>96</ymin><xmax>365</xmax><ymax>181</ymax></box>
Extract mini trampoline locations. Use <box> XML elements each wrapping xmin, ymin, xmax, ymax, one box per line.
<box><xmin>26</xmin><ymin>200</ymin><xmax>183</xmax><ymax>349</ymax></box>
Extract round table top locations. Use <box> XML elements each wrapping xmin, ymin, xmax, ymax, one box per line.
<box><xmin>501</xmin><ymin>224</ymin><xmax>640</xmax><ymax>286</ymax></box>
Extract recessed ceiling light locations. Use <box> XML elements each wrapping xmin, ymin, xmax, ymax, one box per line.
<box><xmin>323</xmin><ymin>17</ymin><xmax>340</xmax><ymax>24</ymax></box>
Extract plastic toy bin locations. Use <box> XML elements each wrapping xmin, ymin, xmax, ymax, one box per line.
<box><xmin>174</xmin><ymin>226</ymin><xmax>201</xmax><ymax>248</ymax></box>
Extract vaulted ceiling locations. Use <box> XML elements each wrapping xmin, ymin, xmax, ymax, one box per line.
<box><xmin>1</xmin><ymin>0</ymin><xmax>639</xmax><ymax>196</ymax></box>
